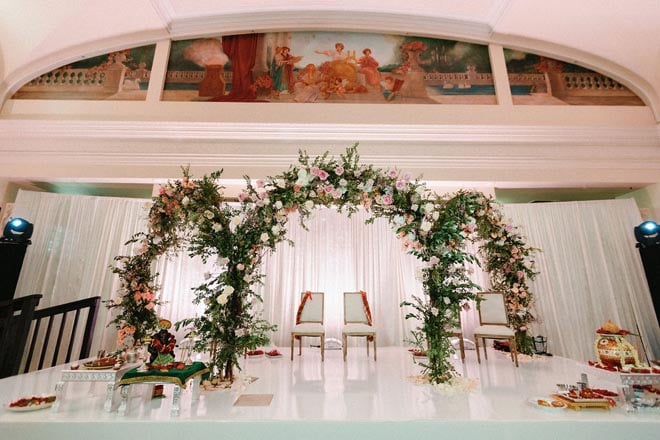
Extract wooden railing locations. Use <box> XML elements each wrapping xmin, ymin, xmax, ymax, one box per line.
<box><xmin>0</xmin><ymin>294</ymin><xmax>42</xmax><ymax>378</ymax></box>
<box><xmin>22</xmin><ymin>296</ymin><xmax>101</xmax><ymax>373</ymax></box>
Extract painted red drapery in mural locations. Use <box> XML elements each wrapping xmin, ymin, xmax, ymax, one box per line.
<box><xmin>212</xmin><ymin>34</ymin><xmax>258</xmax><ymax>101</ymax></box>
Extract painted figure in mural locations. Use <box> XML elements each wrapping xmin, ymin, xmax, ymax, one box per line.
<box><xmin>357</xmin><ymin>48</ymin><xmax>381</xmax><ymax>88</ymax></box>
<box><xmin>294</xmin><ymin>63</ymin><xmax>323</xmax><ymax>102</ymax></box>
<box><xmin>271</xmin><ymin>46</ymin><xmax>299</xmax><ymax>95</ymax></box>
<box><xmin>315</xmin><ymin>42</ymin><xmax>358</xmax><ymax>83</ymax></box>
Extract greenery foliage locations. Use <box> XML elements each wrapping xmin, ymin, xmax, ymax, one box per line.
<box><xmin>108</xmin><ymin>144</ymin><xmax>537</xmax><ymax>384</ymax></box>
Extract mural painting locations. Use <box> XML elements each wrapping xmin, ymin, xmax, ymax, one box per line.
<box><xmin>503</xmin><ymin>49</ymin><xmax>645</xmax><ymax>106</ymax></box>
<box><xmin>12</xmin><ymin>44</ymin><xmax>156</xmax><ymax>101</ymax></box>
<box><xmin>162</xmin><ymin>32</ymin><xmax>495</xmax><ymax>104</ymax></box>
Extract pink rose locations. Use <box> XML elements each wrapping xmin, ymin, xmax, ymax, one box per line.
<box><xmin>238</xmin><ymin>192</ymin><xmax>249</xmax><ymax>202</ymax></box>
<box><xmin>324</xmin><ymin>185</ymin><xmax>334</xmax><ymax>194</ymax></box>
<box><xmin>310</xmin><ymin>166</ymin><xmax>321</xmax><ymax>177</ymax></box>
<box><xmin>395</xmin><ymin>180</ymin><xmax>406</xmax><ymax>190</ymax></box>
<box><xmin>516</xmin><ymin>270</ymin><xmax>524</xmax><ymax>279</ymax></box>
<box><xmin>335</xmin><ymin>166</ymin><xmax>344</xmax><ymax>175</ymax></box>
<box><xmin>388</xmin><ymin>169</ymin><xmax>398</xmax><ymax>178</ymax></box>
<box><xmin>318</xmin><ymin>170</ymin><xmax>329</xmax><ymax>181</ymax></box>
<box><xmin>429</xmin><ymin>256</ymin><xmax>440</xmax><ymax>265</ymax></box>
<box><xmin>519</xmin><ymin>325</ymin><xmax>527</xmax><ymax>332</ymax></box>
<box><xmin>256</xmin><ymin>179</ymin><xmax>265</xmax><ymax>188</ymax></box>
<box><xmin>381</xmin><ymin>194</ymin><xmax>393</xmax><ymax>205</ymax></box>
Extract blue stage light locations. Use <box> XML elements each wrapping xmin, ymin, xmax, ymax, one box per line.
<box><xmin>1</xmin><ymin>217</ymin><xmax>34</xmax><ymax>243</ymax></box>
<box><xmin>634</xmin><ymin>220</ymin><xmax>660</xmax><ymax>248</ymax></box>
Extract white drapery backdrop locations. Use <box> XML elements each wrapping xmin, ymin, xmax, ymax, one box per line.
<box><xmin>503</xmin><ymin>199</ymin><xmax>660</xmax><ymax>362</ymax></box>
<box><xmin>12</xmin><ymin>190</ymin><xmax>151</xmax><ymax>351</ymax></box>
<box><xmin>11</xmin><ymin>190</ymin><xmax>659</xmax><ymax>362</ymax></box>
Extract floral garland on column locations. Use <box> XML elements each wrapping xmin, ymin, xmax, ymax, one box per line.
<box><xmin>108</xmin><ymin>144</ymin><xmax>537</xmax><ymax>385</ymax></box>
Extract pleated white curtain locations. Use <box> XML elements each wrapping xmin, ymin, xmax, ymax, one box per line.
<box><xmin>13</xmin><ymin>189</ymin><xmax>658</xmax><ymax>363</ymax></box>
<box><xmin>503</xmin><ymin>199</ymin><xmax>660</xmax><ymax>362</ymax></box>
<box><xmin>11</xmin><ymin>190</ymin><xmax>151</xmax><ymax>350</ymax></box>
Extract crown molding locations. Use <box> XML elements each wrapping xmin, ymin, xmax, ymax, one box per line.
<box><xmin>166</xmin><ymin>10</ymin><xmax>493</xmax><ymax>42</ymax></box>
<box><xmin>0</xmin><ymin>120</ymin><xmax>657</xmax><ymax>147</ymax></box>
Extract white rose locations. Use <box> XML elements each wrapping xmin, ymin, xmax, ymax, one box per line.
<box><xmin>276</xmin><ymin>179</ymin><xmax>286</xmax><ymax>188</ymax></box>
<box><xmin>204</xmin><ymin>210</ymin><xmax>214</xmax><ymax>219</ymax></box>
<box><xmin>424</xmin><ymin>203</ymin><xmax>434</xmax><ymax>213</ymax></box>
<box><xmin>443</xmin><ymin>297</ymin><xmax>451</xmax><ymax>305</ymax></box>
<box><xmin>272</xmin><ymin>225</ymin><xmax>281</xmax><ymax>234</ymax></box>
<box><xmin>212</xmin><ymin>223</ymin><xmax>223</xmax><ymax>232</ymax></box>
<box><xmin>217</xmin><ymin>293</ymin><xmax>230</xmax><ymax>305</ymax></box>
<box><xmin>339</xmin><ymin>179</ymin><xmax>348</xmax><ymax>187</ymax></box>
<box><xmin>182</xmin><ymin>196</ymin><xmax>190</xmax><ymax>206</ymax></box>
<box><xmin>237</xmin><ymin>263</ymin><xmax>245</xmax><ymax>271</ymax></box>
<box><xmin>222</xmin><ymin>285</ymin><xmax>235</xmax><ymax>295</ymax></box>
<box><xmin>231</xmin><ymin>215</ymin><xmax>242</xmax><ymax>226</ymax></box>
<box><xmin>431</xmin><ymin>307</ymin><xmax>439</xmax><ymax>316</ymax></box>
<box><xmin>260</xmin><ymin>232</ymin><xmax>270</xmax><ymax>242</ymax></box>
<box><xmin>432</xmin><ymin>211</ymin><xmax>439</xmax><ymax>221</ymax></box>
<box><xmin>420</xmin><ymin>221</ymin><xmax>432</xmax><ymax>232</ymax></box>
<box><xmin>274</xmin><ymin>200</ymin><xmax>283</xmax><ymax>210</ymax></box>
<box><xmin>304</xmin><ymin>200</ymin><xmax>314</xmax><ymax>210</ymax></box>
<box><xmin>411</xmin><ymin>204</ymin><xmax>419</xmax><ymax>212</ymax></box>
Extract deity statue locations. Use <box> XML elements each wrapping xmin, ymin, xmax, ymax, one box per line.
<box><xmin>148</xmin><ymin>319</ymin><xmax>176</xmax><ymax>366</ymax></box>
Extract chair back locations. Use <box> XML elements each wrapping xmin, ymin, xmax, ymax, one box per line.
<box><xmin>477</xmin><ymin>292</ymin><xmax>509</xmax><ymax>326</ymax></box>
<box><xmin>298</xmin><ymin>292</ymin><xmax>324</xmax><ymax>324</ymax></box>
<box><xmin>0</xmin><ymin>294</ymin><xmax>42</xmax><ymax>378</ymax></box>
<box><xmin>22</xmin><ymin>296</ymin><xmax>101</xmax><ymax>373</ymax></box>
<box><xmin>344</xmin><ymin>292</ymin><xmax>369</xmax><ymax>324</ymax></box>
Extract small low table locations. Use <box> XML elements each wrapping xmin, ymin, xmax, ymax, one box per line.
<box><xmin>52</xmin><ymin>362</ymin><xmax>138</xmax><ymax>412</ymax></box>
<box><xmin>116</xmin><ymin>361</ymin><xmax>209</xmax><ymax>417</ymax></box>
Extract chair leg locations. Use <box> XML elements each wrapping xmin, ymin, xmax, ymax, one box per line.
<box><xmin>366</xmin><ymin>336</ymin><xmax>370</xmax><ymax>356</ymax></box>
<box><xmin>510</xmin><ymin>337</ymin><xmax>519</xmax><ymax>367</ymax></box>
<box><xmin>475</xmin><ymin>336</ymin><xmax>481</xmax><ymax>364</ymax></box>
<box><xmin>342</xmin><ymin>334</ymin><xmax>347</xmax><ymax>361</ymax></box>
<box><xmin>373</xmin><ymin>335</ymin><xmax>377</xmax><ymax>361</ymax></box>
<box><xmin>320</xmin><ymin>334</ymin><xmax>325</xmax><ymax>362</ymax></box>
<box><xmin>482</xmin><ymin>338</ymin><xmax>488</xmax><ymax>360</ymax></box>
<box><xmin>290</xmin><ymin>334</ymin><xmax>294</xmax><ymax>361</ymax></box>
<box><xmin>458</xmin><ymin>335</ymin><xmax>465</xmax><ymax>362</ymax></box>
<box><xmin>299</xmin><ymin>336</ymin><xmax>302</xmax><ymax>356</ymax></box>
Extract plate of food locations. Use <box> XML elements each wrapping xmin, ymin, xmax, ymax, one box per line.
<box><xmin>6</xmin><ymin>395</ymin><xmax>56</xmax><ymax>412</ymax></box>
<box><xmin>265</xmin><ymin>349</ymin><xmax>283</xmax><ymax>358</ymax></box>
<box><xmin>246</xmin><ymin>349</ymin><xmax>265</xmax><ymax>358</ymax></box>
<box><xmin>528</xmin><ymin>396</ymin><xmax>567</xmax><ymax>410</ymax></box>
<box><xmin>83</xmin><ymin>357</ymin><xmax>121</xmax><ymax>370</ymax></box>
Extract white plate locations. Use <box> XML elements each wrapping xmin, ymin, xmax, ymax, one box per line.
<box><xmin>266</xmin><ymin>353</ymin><xmax>283</xmax><ymax>358</ymax></box>
<box><xmin>528</xmin><ymin>396</ymin><xmax>567</xmax><ymax>410</ymax></box>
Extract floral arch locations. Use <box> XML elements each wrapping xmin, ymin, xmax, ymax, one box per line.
<box><xmin>109</xmin><ymin>145</ymin><xmax>537</xmax><ymax>384</ymax></box>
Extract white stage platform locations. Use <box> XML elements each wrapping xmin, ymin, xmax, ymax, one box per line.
<box><xmin>1</xmin><ymin>346</ymin><xmax>658</xmax><ymax>440</ymax></box>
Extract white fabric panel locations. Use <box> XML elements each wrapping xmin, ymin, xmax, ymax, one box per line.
<box><xmin>503</xmin><ymin>199</ymin><xmax>660</xmax><ymax>362</ymax></box>
<box><xmin>11</xmin><ymin>190</ymin><xmax>150</xmax><ymax>352</ymax></box>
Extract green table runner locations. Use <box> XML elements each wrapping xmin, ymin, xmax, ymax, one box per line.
<box><xmin>118</xmin><ymin>361</ymin><xmax>209</xmax><ymax>388</ymax></box>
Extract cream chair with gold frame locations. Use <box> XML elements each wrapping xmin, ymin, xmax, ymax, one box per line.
<box><xmin>473</xmin><ymin>291</ymin><xmax>518</xmax><ymax>367</ymax></box>
<box><xmin>290</xmin><ymin>292</ymin><xmax>325</xmax><ymax>361</ymax></box>
<box><xmin>341</xmin><ymin>291</ymin><xmax>376</xmax><ymax>361</ymax></box>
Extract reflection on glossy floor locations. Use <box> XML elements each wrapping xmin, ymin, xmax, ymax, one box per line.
<box><xmin>1</xmin><ymin>346</ymin><xmax>659</xmax><ymax>440</ymax></box>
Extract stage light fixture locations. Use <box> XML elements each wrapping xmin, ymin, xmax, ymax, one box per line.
<box><xmin>1</xmin><ymin>217</ymin><xmax>34</xmax><ymax>243</ymax></box>
<box><xmin>634</xmin><ymin>220</ymin><xmax>660</xmax><ymax>248</ymax></box>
